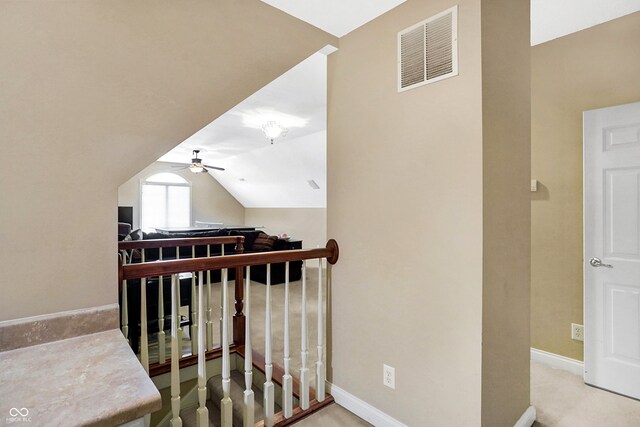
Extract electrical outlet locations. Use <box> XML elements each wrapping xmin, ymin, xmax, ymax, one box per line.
<box><xmin>571</xmin><ymin>323</ymin><xmax>584</xmax><ymax>341</ymax></box>
<box><xmin>383</xmin><ymin>364</ymin><xmax>395</xmax><ymax>389</ymax></box>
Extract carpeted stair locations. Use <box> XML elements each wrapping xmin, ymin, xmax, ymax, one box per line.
<box><xmin>181</xmin><ymin>370</ymin><xmax>282</xmax><ymax>427</ymax></box>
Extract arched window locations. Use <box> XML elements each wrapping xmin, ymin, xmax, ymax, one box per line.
<box><xmin>141</xmin><ymin>172</ymin><xmax>191</xmax><ymax>231</ymax></box>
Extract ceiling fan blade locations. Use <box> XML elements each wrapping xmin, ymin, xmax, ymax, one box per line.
<box><xmin>203</xmin><ymin>164</ymin><xmax>225</xmax><ymax>171</ymax></box>
<box><xmin>171</xmin><ymin>165</ymin><xmax>190</xmax><ymax>170</ymax></box>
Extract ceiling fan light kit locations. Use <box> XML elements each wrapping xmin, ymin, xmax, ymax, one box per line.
<box><xmin>172</xmin><ymin>149</ymin><xmax>225</xmax><ymax>174</ymax></box>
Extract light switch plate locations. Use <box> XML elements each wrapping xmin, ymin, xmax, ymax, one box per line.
<box><xmin>531</xmin><ymin>179</ymin><xmax>538</xmax><ymax>192</ymax></box>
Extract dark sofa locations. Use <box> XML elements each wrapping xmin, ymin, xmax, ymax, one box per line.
<box><xmin>133</xmin><ymin>228</ymin><xmax>302</xmax><ymax>285</ymax></box>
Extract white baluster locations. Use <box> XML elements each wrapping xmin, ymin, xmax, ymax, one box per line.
<box><xmin>141</xmin><ymin>249</ymin><xmax>149</xmax><ymax>371</ymax></box>
<box><xmin>140</xmin><ymin>250</ymin><xmax>150</xmax><ymax>427</ymax></box>
<box><xmin>316</xmin><ymin>258</ymin><xmax>325</xmax><ymax>401</ymax></box>
<box><xmin>206</xmin><ymin>245</ymin><xmax>213</xmax><ymax>350</ymax></box>
<box><xmin>282</xmin><ymin>262</ymin><xmax>293</xmax><ymax>418</ymax></box>
<box><xmin>243</xmin><ymin>267</ymin><xmax>254</xmax><ymax>427</ymax></box>
<box><xmin>191</xmin><ymin>245</ymin><xmax>198</xmax><ymax>355</ymax></box>
<box><xmin>219</xmin><ymin>244</ymin><xmax>225</xmax><ymax>346</ymax></box>
<box><xmin>158</xmin><ymin>247</ymin><xmax>166</xmax><ymax>364</ymax></box>
<box><xmin>170</xmin><ymin>274</ymin><xmax>183</xmax><ymax>427</ymax></box>
<box><xmin>176</xmin><ymin>247</ymin><xmax>183</xmax><ymax>355</ymax></box>
<box><xmin>264</xmin><ymin>264</ymin><xmax>275</xmax><ymax>427</ymax></box>
<box><xmin>221</xmin><ymin>268</ymin><xmax>232</xmax><ymax>427</ymax></box>
<box><xmin>299</xmin><ymin>261</ymin><xmax>310</xmax><ymax>410</ymax></box>
<box><xmin>121</xmin><ymin>252</ymin><xmax>129</xmax><ymax>344</ymax></box>
<box><xmin>196</xmin><ymin>272</ymin><xmax>209</xmax><ymax>426</ymax></box>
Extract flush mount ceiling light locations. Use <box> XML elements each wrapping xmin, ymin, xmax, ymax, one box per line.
<box><xmin>262</xmin><ymin>121</ymin><xmax>288</xmax><ymax>144</ymax></box>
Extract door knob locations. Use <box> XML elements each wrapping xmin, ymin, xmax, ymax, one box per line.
<box><xmin>589</xmin><ymin>257</ymin><xmax>613</xmax><ymax>268</ymax></box>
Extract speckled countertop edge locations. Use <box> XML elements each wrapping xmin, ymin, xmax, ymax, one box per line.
<box><xmin>0</xmin><ymin>329</ymin><xmax>161</xmax><ymax>426</ymax></box>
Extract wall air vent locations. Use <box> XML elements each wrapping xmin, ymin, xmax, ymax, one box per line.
<box><xmin>398</xmin><ymin>5</ymin><xmax>458</xmax><ymax>92</ymax></box>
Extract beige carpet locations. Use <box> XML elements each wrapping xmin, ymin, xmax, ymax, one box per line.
<box><xmin>531</xmin><ymin>361</ymin><xmax>640</xmax><ymax>427</ymax></box>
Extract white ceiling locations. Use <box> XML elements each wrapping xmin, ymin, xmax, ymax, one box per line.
<box><xmin>260</xmin><ymin>0</ymin><xmax>406</xmax><ymax>37</ymax></box>
<box><xmin>159</xmin><ymin>52</ymin><xmax>328</xmax><ymax>208</ymax></box>
<box><xmin>532</xmin><ymin>0</ymin><xmax>640</xmax><ymax>45</ymax></box>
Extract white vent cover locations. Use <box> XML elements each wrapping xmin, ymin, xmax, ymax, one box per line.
<box><xmin>398</xmin><ymin>5</ymin><xmax>458</xmax><ymax>92</ymax></box>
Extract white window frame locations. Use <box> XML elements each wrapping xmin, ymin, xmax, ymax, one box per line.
<box><xmin>139</xmin><ymin>172</ymin><xmax>192</xmax><ymax>231</ymax></box>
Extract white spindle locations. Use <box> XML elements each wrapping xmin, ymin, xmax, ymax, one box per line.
<box><xmin>158</xmin><ymin>247</ymin><xmax>166</xmax><ymax>364</ymax></box>
<box><xmin>243</xmin><ymin>267</ymin><xmax>254</xmax><ymax>427</ymax></box>
<box><xmin>206</xmin><ymin>245</ymin><xmax>213</xmax><ymax>350</ymax></box>
<box><xmin>176</xmin><ymin>247</ymin><xmax>183</xmax><ymax>354</ymax></box>
<box><xmin>196</xmin><ymin>272</ymin><xmax>208</xmax><ymax>426</ymax></box>
<box><xmin>140</xmin><ymin>250</ymin><xmax>150</xmax><ymax>427</ymax></box>
<box><xmin>282</xmin><ymin>262</ymin><xmax>293</xmax><ymax>418</ymax></box>
<box><xmin>299</xmin><ymin>261</ymin><xmax>310</xmax><ymax>410</ymax></box>
<box><xmin>140</xmin><ymin>249</ymin><xmax>149</xmax><ymax>371</ymax></box>
<box><xmin>263</xmin><ymin>264</ymin><xmax>275</xmax><ymax>427</ymax></box>
<box><xmin>220</xmin><ymin>269</ymin><xmax>232</xmax><ymax>427</ymax></box>
<box><xmin>219</xmin><ymin>245</ymin><xmax>225</xmax><ymax>346</ymax></box>
<box><xmin>316</xmin><ymin>258</ymin><xmax>325</xmax><ymax>401</ymax></box>
<box><xmin>121</xmin><ymin>252</ymin><xmax>129</xmax><ymax>344</ymax></box>
<box><xmin>191</xmin><ymin>245</ymin><xmax>198</xmax><ymax>355</ymax></box>
<box><xmin>170</xmin><ymin>274</ymin><xmax>182</xmax><ymax>427</ymax></box>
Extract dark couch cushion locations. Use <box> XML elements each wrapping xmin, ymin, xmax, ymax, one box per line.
<box><xmin>252</xmin><ymin>232</ymin><xmax>278</xmax><ymax>252</ymax></box>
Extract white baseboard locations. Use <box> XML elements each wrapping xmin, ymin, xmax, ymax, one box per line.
<box><xmin>326</xmin><ymin>382</ymin><xmax>407</xmax><ymax>427</ymax></box>
<box><xmin>531</xmin><ymin>347</ymin><xmax>584</xmax><ymax>376</ymax></box>
<box><xmin>514</xmin><ymin>406</ymin><xmax>536</xmax><ymax>427</ymax></box>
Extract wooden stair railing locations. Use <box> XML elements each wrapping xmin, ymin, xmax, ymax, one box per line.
<box><xmin>118</xmin><ymin>239</ymin><xmax>339</xmax><ymax>427</ymax></box>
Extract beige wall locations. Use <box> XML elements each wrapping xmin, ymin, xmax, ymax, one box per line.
<box><xmin>480</xmin><ymin>0</ymin><xmax>531</xmax><ymax>425</ymax></box>
<box><xmin>328</xmin><ymin>0</ymin><xmax>530</xmax><ymax>424</ymax></box>
<box><xmin>329</xmin><ymin>0</ymin><xmax>481</xmax><ymax>424</ymax></box>
<box><xmin>118</xmin><ymin>162</ymin><xmax>245</xmax><ymax>230</ymax></box>
<box><xmin>0</xmin><ymin>0</ymin><xmax>335</xmax><ymax>321</ymax></box>
<box><xmin>531</xmin><ymin>12</ymin><xmax>640</xmax><ymax>361</ymax></box>
<box><xmin>244</xmin><ymin>208</ymin><xmax>326</xmax><ymax>249</ymax></box>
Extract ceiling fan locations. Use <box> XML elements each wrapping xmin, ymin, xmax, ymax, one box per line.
<box><xmin>173</xmin><ymin>150</ymin><xmax>225</xmax><ymax>173</ymax></box>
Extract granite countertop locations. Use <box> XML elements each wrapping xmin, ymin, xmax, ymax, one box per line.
<box><xmin>0</xmin><ymin>329</ymin><xmax>161</xmax><ymax>426</ymax></box>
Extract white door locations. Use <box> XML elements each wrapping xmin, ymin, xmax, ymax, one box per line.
<box><xmin>584</xmin><ymin>101</ymin><xmax>640</xmax><ymax>399</ymax></box>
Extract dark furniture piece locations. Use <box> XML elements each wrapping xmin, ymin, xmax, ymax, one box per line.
<box><xmin>139</xmin><ymin>229</ymin><xmax>302</xmax><ymax>285</ymax></box>
<box><xmin>118</xmin><ymin>206</ymin><xmax>133</xmax><ymax>226</ymax></box>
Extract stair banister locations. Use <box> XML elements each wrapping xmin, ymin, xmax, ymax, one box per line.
<box><xmin>121</xmin><ymin>252</ymin><xmax>129</xmax><ymax>345</ymax></box>
<box><xmin>282</xmin><ymin>261</ymin><xmax>293</xmax><ymax>418</ymax></box>
<box><xmin>300</xmin><ymin>260</ymin><xmax>310</xmax><ymax>410</ymax></box>
<box><xmin>140</xmin><ymin>249</ymin><xmax>150</xmax><ymax>427</ymax></box>
<box><xmin>196</xmin><ymin>272</ymin><xmax>209</xmax><ymax>426</ymax></box>
<box><xmin>170</xmin><ymin>273</ymin><xmax>182</xmax><ymax>427</ymax></box>
<box><xmin>206</xmin><ymin>244</ymin><xmax>213</xmax><ymax>350</ymax></box>
<box><xmin>243</xmin><ymin>266</ymin><xmax>254</xmax><ymax>427</ymax></box>
<box><xmin>219</xmin><ymin>245</ymin><xmax>225</xmax><ymax>349</ymax></box>
<box><xmin>264</xmin><ymin>264</ymin><xmax>275</xmax><ymax>426</ymax></box>
<box><xmin>159</xmin><ymin>247</ymin><xmax>166</xmax><ymax>364</ymax></box>
<box><xmin>316</xmin><ymin>257</ymin><xmax>325</xmax><ymax>402</ymax></box>
<box><xmin>190</xmin><ymin>245</ymin><xmax>198</xmax><ymax>356</ymax></box>
<box><xmin>221</xmin><ymin>268</ymin><xmax>232</xmax><ymax>427</ymax></box>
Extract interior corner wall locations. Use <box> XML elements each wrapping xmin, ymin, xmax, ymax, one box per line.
<box><xmin>0</xmin><ymin>0</ymin><xmax>335</xmax><ymax>322</ymax></box>
<box><xmin>244</xmin><ymin>208</ymin><xmax>326</xmax><ymax>249</ymax></box>
<box><xmin>327</xmin><ymin>0</ymin><xmax>484</xmax><ymax>424</ymax></box>
<box><xmin>531</xmin><ymin>12</ymin><xmax>640</xmax><ymax>361</ymax></box>
<box><xmin>480</xmin><ymin>0</ymin><xmax>531</xmax><ymax>425</ymax></box>
<box><xmin>117</xmin><ymin>162</ymin><xmax>245</xmax><ymax>230</ymax></box>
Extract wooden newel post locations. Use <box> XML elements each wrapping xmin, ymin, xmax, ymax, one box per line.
<box><xmin>233</xmin><ymin>237</ymin><xmax>246</xmax><ymax>345</ymax></box>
